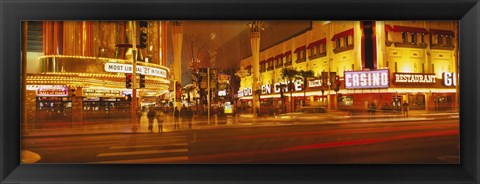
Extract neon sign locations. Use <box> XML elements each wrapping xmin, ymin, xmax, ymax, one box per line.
<box><xmin>238</xmin><ymin>88</ymin><xmax>252</xmax><ymax>97</ymax></box>
<box><xmin>394</xmin><ymin>73</ymin><xmax>436</xmax><ymax>84</ymax></box>
<box><xmin>36</xmin><ymin>85</ymin><xmax>69</xmax><ymax>97</ymax></box>
<box><xmin>442</xmin><ymin>72</ymin><xmax>457</xmax><ymax>87</ymax></box>
<box><xmin>104</xmin><ymin>63</ymin><xmax>167</xmax><ymax>78</ymax></box>
<box><xmin>345</xmin><ymin>70</ymin><xmax>389</xmax><ymax>89</ymax></box>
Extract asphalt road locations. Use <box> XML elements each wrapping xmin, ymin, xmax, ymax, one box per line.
<box><xmin>22</xmin><ymin>118</ymin><xmax>459</xmax><ymax>164</ymax></box>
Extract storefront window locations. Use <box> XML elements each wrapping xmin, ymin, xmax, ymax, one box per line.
<box><xmin>434</xmin><ymin>96</ymin><xmax>452</xmax><ymax>111</ymax></box>
<box><xmin>36</xmin><ymin>97</ymin><xmax>72</xmax><ymax>122</ymax></box>
<box><xmin>408</xmin><ymin>94</ymin><xmax>425</xmax><ymax>110</ymax></box>
<box><xmin>83</xmin><ymin>97</ymin><xmax>130</xmax><ymax>119</ymax></box>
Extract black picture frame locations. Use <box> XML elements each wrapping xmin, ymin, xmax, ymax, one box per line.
<box><xmin>1</xmin><ymin>0</ymin><xmax>479</xmax><ymax>183</ymax></box>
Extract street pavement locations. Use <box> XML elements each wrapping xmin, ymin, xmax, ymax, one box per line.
<box><xmin>22</xmin><ymin>110</ymin><xmax>459</xmax><ymax>138</ymax></box>
<box><xmin>22</xmin><ymin>118</ymin><xmax>459</xmax><ymax>164</ymax></box>
<box><xmin>22</xmin><ymin>132</ymin><xmax>190</xmax><ymax>163</ymax></box>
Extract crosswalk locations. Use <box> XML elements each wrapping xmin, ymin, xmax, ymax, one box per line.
<box><xmin>90</xmin><ymin>133</ymin><xmax>190</xmax><ymax>163</ymax></box>
<box><xmin>23</xmin><ymin>132</ymin><xmax>190</xmax><ymax>163</ymax></box>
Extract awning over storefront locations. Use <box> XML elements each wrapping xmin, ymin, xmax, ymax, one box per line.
<box><xmin>385</xmin><ymin>25</ymin><xmax>394</xmax><ymax>32</ymax></box>
<box><xmin>307</xmin><ymin>38</ymin><xmax>326</xmax><ymax>49</ymax></box>
<box><xmin>393</xmin><ymin>26</ymin><xmax>428</xmax><ymax>34</ymax></box>
<box><xmin>274</xmin><ymin>54</ymin><xmax>284</xmax><ymax>59</ymax></box>
<box><xmin>429</xmin><ymin>29</ymin><xmax>455</xmax><ymax>36</ymax></box>
<box><xmin>294</xmin><ymin>45</ymin><xmax>306</xmax><ymax>53</ymax></box>
<box><xmin>331</xmin><ymin>29</ymin><xmax>354</xmax><ymax>41</ymax></box>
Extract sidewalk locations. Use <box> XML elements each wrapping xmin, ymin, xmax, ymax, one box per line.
<box><xmin>22</xmin><ymin>110</ymin><xmax>459</xmax><ymax>138</ymax></box>
<box><xmin>23</xmin><ymin>114</ymin><xmax>241</xmax><ymax>138</ymax></box>
<box><xmin>237</xmin><ymin>110</ymin><xmax>458</xmax><ymax>122</ymax></box>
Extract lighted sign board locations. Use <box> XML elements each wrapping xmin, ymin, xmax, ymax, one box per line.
<box><xmin>83</xmin><ymin>88</ymin><xmax>122</xmax><ymax>97</ymax></box>
<box><xmin>224</xmin><ymin>103</ymin><xmax>233</xmax><ymax>114</ymax></box>
<box><xmin>262</xmin><ymin>80</ymin><xmax>303</xmax><ymax>94</ymax></box>
<box><xmin>261</xmin><ymin>84</ymin><xmax>272</xmax><ymax>94</ymax></box>
<box><xmin>344</xmin><ymin>70</ymin><xmax>389</xmax><ymax>89</ymax></box>
<box><xmin>238</xmin><ymin>88</ymin><xmax>252</xmax><ymax>97</ymax></box>
<box><xmin>308</xmin><ymin>79</ymin><xmax>323</xmax><ymax>88</ymax></box>
<box><xmin>273</xmin><ymin>82</ymin><xmax>289</xmax><ymax>93</ymax></box>
<box><xmin>393</xmin><ymin>73</ymin><xmax>436</xmax><ymax>84</ymax></box>
<box><xmin>104</xmin><ymin>63</ymin><xmax>167</xmax><ymax>78</ymax></box>
<box><xmin>442</xmin><ymin>72</ymin><xmax>457</xmax><ymax>87</ymax></box>
<box><xmin>36</xmin><ymin>85</ymin><xmax>69</xmax><ymax>96</ymax></box>
<box><xmin>218</xmin><ymin>90</ymin><xmax>227</xmax><ymax>96</ymax></box>
<box><xmin>307</xmin><ymin>78</ymin><xmax>332</xmax><ymax>88</ymax></box>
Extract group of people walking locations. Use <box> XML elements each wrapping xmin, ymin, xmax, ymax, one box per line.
<box><xmin>136</xmin><ymin>105</ymin><xmax>194</xmax><ymax>133</ymax></box>
<box><xmin>174</xmin><ymin>105</ymin><xmax>194</xmax><ymax>129</ymax></box>
<box><xmin>367</xmin><ymin>100</ymin><xmax>410</xmax><ymax>117</ymax></box>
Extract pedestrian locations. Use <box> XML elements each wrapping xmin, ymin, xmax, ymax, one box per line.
<box><xmin>396</xmin><ymin>101</ymin><xmax>401</xmax><ymax>113</ymax></box>
<box><xmin>156</xmin><ymin>110</ymin><xmax>164</xmax><ymax>133</ymax></box>
<box><xmin>402</xmin><ymin>100</ymin><xmax>409</xmax><ymax>117</ymax></box>
<box><xmin>136</xmin><ymin>108</ymin><xmax>143</xmax><ymax>124</ymax></box>
<box><xmin>186</xmin><ymin>107</ymin><xmax>194</xmax><ymax>128</ymax></box>
<box><xmin>369</xmin><ymin>101</ymin><xmax>376</xmax><ymax>115</ymax></box>
<box><xmin>174</xmin><ymin>107</ymin><xmax>180</xmax><ymax>129</ymax></box>
<box><xmin>180</xmin><ymin>105</ymin><xmax>187</xmax><ymax>128</ymax></box>
<box><xmin>147</xmin><ymin>108</ymin><xmax>156</xmax><ymax>132</ymax></box>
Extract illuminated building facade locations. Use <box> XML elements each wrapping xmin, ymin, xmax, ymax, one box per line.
<box><xmin>237</xmin><ymin>21</ymin><xmax>458</xmax><ymax>113</ymax></box>
<box><xmin>25</xmin><ymin>21</ymin><xmax>170</xmax><ymax>125</ymax></box>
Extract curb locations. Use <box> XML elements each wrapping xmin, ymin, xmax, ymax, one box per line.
<box><xmin>23</xmin><ymin>116</ymin><xmax>458</xmax><ymax>138</ymax></box>
<box><xmin>21</xmin><ymin>150</ymin><xmax>41</xmax><ymax>163</ymax></box>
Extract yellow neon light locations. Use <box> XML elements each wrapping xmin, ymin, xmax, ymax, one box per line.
<box><xmin>38</xmin><ymin>55</ymin><xmax>170</xmax><ymax>72</ymax></box>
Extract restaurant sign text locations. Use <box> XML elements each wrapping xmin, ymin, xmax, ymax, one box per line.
<box><xmin>393</xmin><ymin>73</ymin><xmax>436</xmax><ymax>84</ymax></box>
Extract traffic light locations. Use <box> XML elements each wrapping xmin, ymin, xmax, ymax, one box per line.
<box><xmin>334</xmin><ymin>76</ymin><xmax>340</xmax><ymax>92</ymax></box>
<box><xmin>139</xmin><ymin>74</ymin><xmax>146</xmax><ymax>88</ymax></box>
<box><xmin>139</xmin><ymin>21</ymin><xmax>148</xmax><ymax>48</ymax></box>
<box><xmin>125</xmin><ymin>73</ymin><xmax>133</xmax><ymax>88</ymax></box>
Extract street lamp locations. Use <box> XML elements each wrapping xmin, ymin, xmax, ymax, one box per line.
<box><xmin>129</xmin><ymin>21</ymin><xmax>138</xmax><ymax>132</ymax></box>
<box><xmin>248</xmin><ymin>21</ymin><xmax>264</xmax><ymax>117</ymax></box>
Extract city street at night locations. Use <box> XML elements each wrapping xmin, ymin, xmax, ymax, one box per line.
<box><xmin>20</xmin><ymin>20</ymin><xmax>460</xmax><ymax>164</ymax></box>
<box><xmin>22</xmin><ymin>114</ymin><xmax>459</xmax><ymax>164</ymax></box>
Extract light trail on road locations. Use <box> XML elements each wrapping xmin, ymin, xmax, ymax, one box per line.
<box><xmin>190</xmin><ymin>129</ymin><xmax>458</xmax><ymax>162</ymax></box>
<box><xmin>198</xmin><ymin>120</ymin><xmax>457</xmax><ymax>141</ymax></box>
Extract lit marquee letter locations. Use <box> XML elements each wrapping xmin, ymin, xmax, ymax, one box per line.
<box><xmin>295</xmin><ymin>79</ymin><xmax>303</xmax><ymax>91</ymax></box>
<box><xmin>352</xmin><ymin>74</ymin><xmax>359</xmax><ymax>87</ymax></box>
<box><xmin>381</xmin><ymin>72</ymin><xmax>389</xmax><ymax>86</ymax></box>
<box><xmin>372</xmin><ymin>73</ymin><xmax>380</xmax><ymax>86</ymax></box>
<box><xmin>345</xmin><ymin>74</ymin><xmax>352</xmax><ymax>87</ymax></box>
<box><xmin>265</xmin><ymin>84</ymin><xmax>271</xmax><ymax>94</ymax></box>
<box><xmin>360</xmin><ymin>73</ymin><xmax>367</xmax><ymax>87</ymax></box>
<box><xmin>442</xmin><ymin>72</ymin><xmax>456</xmax><ymax>86</ymax></box>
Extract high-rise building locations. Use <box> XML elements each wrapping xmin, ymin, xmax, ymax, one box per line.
<box><xmin>24</xmin><ymin>21</ymin><xmax>170</xmax><ymax>124</ymax></box>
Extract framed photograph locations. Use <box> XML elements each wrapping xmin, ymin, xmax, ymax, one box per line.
<box><xmin>1</xmin><ymin>0</ymin><xmax>479</xmax><ymax>183</ymax></box>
